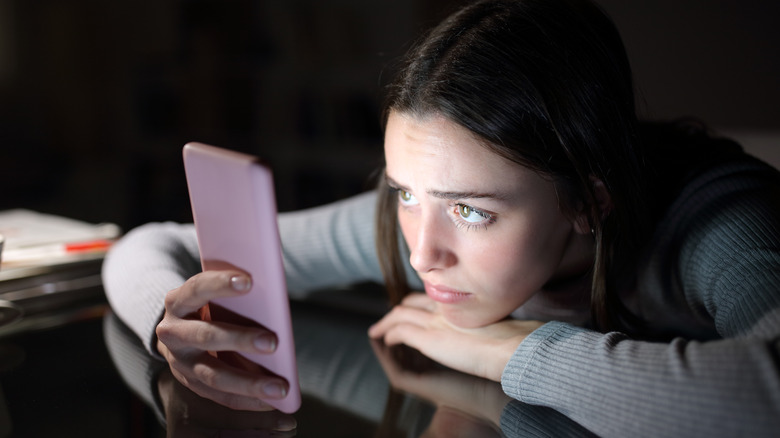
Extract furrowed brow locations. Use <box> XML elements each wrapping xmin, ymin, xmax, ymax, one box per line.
<box><xmin>384</xmin><ymin>175</ymin><xmax>407</xmax><ymax>191</ymax></box>
<box><xmin>428</xmin><ymin>189</ymin><xmax>508</xmax><ymax>201</ymax></box>
<box><xmin>385</xmin><ymin>175</ymin><xmax>509</xmax><ymax>201</ymax></box>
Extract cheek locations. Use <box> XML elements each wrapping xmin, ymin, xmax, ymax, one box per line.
<box><xmin>470</xmin><ymin>224</ymin><xmax>564</xmax><ymax>293</ymax></box>
<box><xmin>397</xmin><ymin>206</ymin><xmax>416</xmax><ymax>247</ymax></box>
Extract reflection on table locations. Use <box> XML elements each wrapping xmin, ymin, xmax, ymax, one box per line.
<box><xmin>105</xmin><ymin>300</ymin><xmax>597</xmax><ymax>437</ymax></box>
<box><xmin>0</xmin><ymin>314</ymin><xmax>161</xmax><ymax>437</ymax></box>
<box><xmin>0</xmin><ymin>258</ymin><xmax>107</xmax><ymax>337</ymax></box>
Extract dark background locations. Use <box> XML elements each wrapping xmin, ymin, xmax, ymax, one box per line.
<box><xmin>0</xmin><ymin>0</ymin><xmax>778</xmax><ymax>232</ymax></box>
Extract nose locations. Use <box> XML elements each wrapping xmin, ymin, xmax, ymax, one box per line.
<box><xmin>407</xmin><ymin>211</ymin><xmax>456</xmax><ymax>273</ymax></box>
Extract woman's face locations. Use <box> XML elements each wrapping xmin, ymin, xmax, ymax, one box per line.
<box><xmin>384</xmin><ymin>112</ymin><xmax>592</xmax><ymax>328</ymax></box>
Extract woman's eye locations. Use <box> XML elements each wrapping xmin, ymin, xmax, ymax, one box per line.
<box><xmin>457</xmin><ymin>204</ymin><xmax>488</xmax><ymax>223</ymax></box>
<box><xmin>398</xmin><ymin>190</ymin><xmax>419</xmax><ymax>206</ymax></box>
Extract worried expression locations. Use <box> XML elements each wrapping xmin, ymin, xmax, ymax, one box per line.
<box><xmin>384</xmin><ymin>111</ymin><xmax>592</xmax><ymax>328</ymax></box>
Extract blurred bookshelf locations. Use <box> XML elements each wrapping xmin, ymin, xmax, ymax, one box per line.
<box><xmin>0</xmin><ymin>0</ymin><xmax>453</xmax><ymax>231</ymax></box>
<box><xmin>3</xmin><ymin>0</ymin><xmax>774</xmax><ymax>233</ymax></box>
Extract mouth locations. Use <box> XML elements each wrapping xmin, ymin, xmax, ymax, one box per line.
<box><xmin>424</xmin><ymin>282</ymin><xmax>473</xmax><ymax>304</ymax></box>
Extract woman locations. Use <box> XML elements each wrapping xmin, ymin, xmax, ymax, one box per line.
<box><xmin>103</xmin><ymin>0</ymin><xmax>780</xmax><ymax>436</ymax></box>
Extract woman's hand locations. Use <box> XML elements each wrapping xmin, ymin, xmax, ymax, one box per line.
<box><xmin>368</xmin><ymin>292</ymin><xmax>545</xmax><ymax>382</ymax></box>
<box><xmin>155</xmin><ymin>269</ymin><xmax>289</xmax><ymax>411</ymax></box>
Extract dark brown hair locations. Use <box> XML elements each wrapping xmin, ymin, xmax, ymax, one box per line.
<box><xmin>375</xmin><ymin>0</ymin><xmax>651</xmax><ymax>331</ymax></box>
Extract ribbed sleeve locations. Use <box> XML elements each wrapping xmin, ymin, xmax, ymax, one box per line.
<box><xmin>502</xmin><ymin>320</ymin><xmax>780</xmax><ymax>437</ymax></box>
<box><xmin>679</xmin><ymin>185</ymin><xmax>780</xmax><ymax>338</ymax></box>
<box><xmin>499</xmin><ymin>400</ymin><xmax>597</xmax><ymax>437</ymax></box>
<box><xmin>279</xmin><ymin>191</ymin><xmax>385</xmax><ymax>295</ymax></box>
<box><xmin>102</xmin><ymin>222</ymin><xmax>201</xmax><ymax>357</ymax></box>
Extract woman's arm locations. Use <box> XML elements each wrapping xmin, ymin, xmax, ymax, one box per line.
<box><xmin>503</xmin><ymin>160</ymin><xmax>780</xmax><ymax>437</ymax></box>
<box><xmin>502</xmin><ymin>315</ymin><xmax>780</xmax><ymax>437</ymax></box>
<box><xmin>101</xmin><ymin>190</ymin><xmax>393</xmax><ymax>410</ymax></box>
<box><xmin>101</xmin><ymin>190</ymin><xmax>388</xmax><ymax>355</ymax></box>
<box><xmin>102</xmin><ymin>222</ymin><xmax>201</xmax><ymax>356</ymax></box>
<box><xmin>278</xmin><ymin>191</ymin><xmax>386</xmax><ymax>296</ymax></box>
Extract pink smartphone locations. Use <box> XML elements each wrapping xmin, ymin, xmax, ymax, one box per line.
<box><xmin>182</xmin><ymin>142</ymin><xmax>301</xmax><ymax>413</ymax></box>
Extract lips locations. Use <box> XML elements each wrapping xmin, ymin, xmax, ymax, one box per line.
<box><xmin>424</xmin><ymin>282</ymin><xmax>473</xmax><ymax>304</ymax></box>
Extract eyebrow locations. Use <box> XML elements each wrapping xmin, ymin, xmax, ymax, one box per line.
<box><xmin>385</xmin><ymin>175</ymin><xmax>511</xmax><ymax>201</ymax></box>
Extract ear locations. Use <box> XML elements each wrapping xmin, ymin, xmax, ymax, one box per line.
<box><xmin>572</xmin><ymin>176</ymin><xmax>613</xmax><ymax>235</ymax></box>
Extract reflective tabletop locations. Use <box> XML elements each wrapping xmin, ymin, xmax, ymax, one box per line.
<box><xmin>1</xmin><ymin>297</ymin><xmax>596</xmax><ymax>437</ymax></box>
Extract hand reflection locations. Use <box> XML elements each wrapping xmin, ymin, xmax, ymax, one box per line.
<box><xmin>157</xmin><ymin>368</ymin><xmax>296</xmax><ymax>438</ymax></box>
<box><xmin>371</xmin><ymin>340</ymin><xmax>510</xmax><ymax>438</ymax></box>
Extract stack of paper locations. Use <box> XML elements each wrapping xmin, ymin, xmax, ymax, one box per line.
<box><xmin>0</xmin><ymin>209</ymin><xmax>121</xmax><ymax>270</ymax></box>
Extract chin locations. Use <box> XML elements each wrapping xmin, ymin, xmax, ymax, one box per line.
<box><xmin>441</xmin><ymin>307</ymin><xmax>504</xmax><ymax>329</ymax></box>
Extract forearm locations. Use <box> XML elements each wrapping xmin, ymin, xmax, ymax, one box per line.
<box><xmin>279</xmin><ymin>190</ymin><xmax>387</xmax><ymax>296</ymax></box>
<box><xmin>102</xmin><ymin>222</ymin><xmax>201</xmax><ymax>356</ymax></box>
<box><xmin>502</xmin><ymin>318</ymin><xmax>780</xmax><ymax>438</ymax></box>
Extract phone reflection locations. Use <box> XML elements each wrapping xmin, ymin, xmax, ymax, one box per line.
<box><xmin>157</xmin><ymin>368</ymin><xmax>296</xmax><ymax>437</ymax></box>
<box><xmin>104</xmin><ymin>300</ymin><xmax>596</xmax><ymax>437</ymax></box>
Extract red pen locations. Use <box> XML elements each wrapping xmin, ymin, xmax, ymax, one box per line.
<box><xmin>2</xmin><ymin>239</ymin><xmax>114</xmax><ymax>264</ymax></box>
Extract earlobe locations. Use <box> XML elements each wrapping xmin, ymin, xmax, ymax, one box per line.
<box><xmin>572</xmin><ymin>176</ymin><xmax>613</xmax><ymax>235</ymax></box>
<box><xmin>591</xmin><ymin>177</ymin><xmax>613</xmax><ymax>220</ymax></box>
<box><xmin>573</xmin><ymin>211</ymin><xmax>592</xmax><ymax>235</ymax></box>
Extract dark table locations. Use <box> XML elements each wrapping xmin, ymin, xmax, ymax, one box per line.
<box><xmin>0</xmin><ymin>280</ymin><xmax>596</xmax><ymax>437</ymax></box>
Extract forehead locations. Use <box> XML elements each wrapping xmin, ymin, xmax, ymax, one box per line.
<box><xmin>383</xmin><ymin>112</ymin><xmax>534</xmax><ymax>189</ymax></box>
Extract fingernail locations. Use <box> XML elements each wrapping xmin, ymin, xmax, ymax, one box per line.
<box><xmin>254</xmin><ymin>334</ymin><xmax>277</xmax><ymax>353</ymax></box>
<box><xmin>275</xmin><ymin>416</ymin><xmax>297</xmax><ymax>431</ymax></box>
<box><xmin>230</xmin><ymin>275</ymin><xmax>251</xmax><ymax>291</ymax></box>
<box><xmin>262</xmin><ymin>380</ymin><xmax>288</xmax><ymax>398</ymax></box>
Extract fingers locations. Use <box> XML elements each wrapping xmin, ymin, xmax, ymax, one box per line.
<box><xmin>189</xmin><ymin>354</ymin><xmax>289</xmax><ymax>402</ymax></box>
<box><xmin>156</xmin><ymin>269</ymin><xmax>292</xmax><ymax>412</ymax></box>
<box><xmin>157</xmin><ymin>317</ymin><xmax>277</xmax><ymax>354</ymax></box>
<box><xmin>159</xmin><ymin>339</ymin><xmax>291</xmax><ymax>413</ymax></box>
<box><xmin>176</xmin><ymin>370</ymin><xmax>279</xmax><ymax>412</ymax></box>
<box><xmin>382</xmin><ymin>320</ymin><xmax>435</xmax><ymax>350</ymax></box>
<box><xmin>368</xmin><ymin>305</ymin><xmax>433</xmax><ymax>339</ymax></box>
<box><xmin>165</xmin><ymin>270</ymin><xmax>252</xmax><ymax>318</ymax></box>
<box><xmin>163</xmin><ymin>348</ymin><xmax>290</xmax><ymax>410</ymax></box>
<box><xmin>400</xmin><ymin>292</ymin><xmax>438</xmax><ymax>311</ymax></box>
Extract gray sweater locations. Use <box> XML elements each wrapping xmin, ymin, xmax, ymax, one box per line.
<box><xmin>102</xmin><ymin>157</ymin><xmax>780</xmax><ymax>437</ymax></box>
